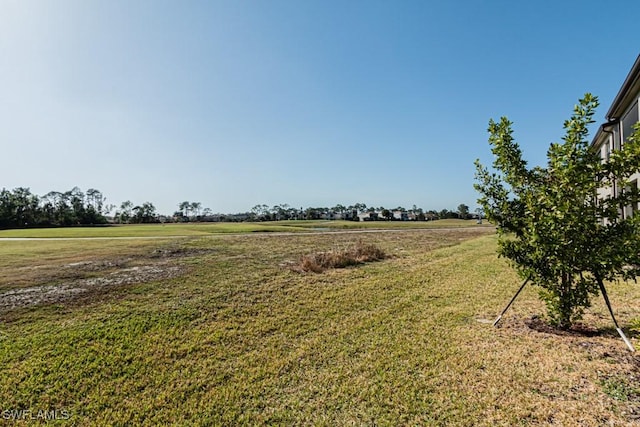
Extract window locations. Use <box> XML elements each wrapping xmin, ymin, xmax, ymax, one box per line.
<box><xmin>603</xmin><ymin>136</ymin><xmax>612</xmax><ymax>162</ymax></box>
<box><xmin>623</xmin><ymin>180</ymin><xmax>639</xmax><ymax>219</ymax></box>
<box><xmin>613</xmin><ymin>126</ymin><xmax>621</xmax><ymax>151</ymax></box>
<box><xmin>633</xmin><ymin>180</ymin><xmax>639</xmax><ymax>217</ymax></box>
<box><xmin>622</xmin><ymin>100</ymin><xmax>639</xmax><ymax>144</ymax></box>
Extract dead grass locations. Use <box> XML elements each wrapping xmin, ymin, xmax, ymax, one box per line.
<box><xmin>297</xmin><ymin>240</ymin><xmax>388</xmax><ymax>272</ymax></box>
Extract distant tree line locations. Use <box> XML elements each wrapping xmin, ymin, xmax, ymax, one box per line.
<box><xmin>0</xmin><ymin>187</ymin><xmax>476</xmax><ymax>229</ymax></box>
<box><xmin>234</xmin><ymin>203</ymin><xmax>475</xmax><ymax>222</ymax></box>
<box><xmin>112</xmin><ymin>200</ymin><xmax>158</xmax><ymax>224</ymax></box>
<box><xmin>172</xmin><ymin>202</ymin><xmax>475</xmax><ymax>223</ymax></box>
<box><xmin>0</xmin><ymin>187</ymin><xmax>161</xmax><ymax>229</ymax></box>
<box><xmin>0</xmin><ymin>187</ymin><xmax>109</xmax><ymax>229</ymax></box>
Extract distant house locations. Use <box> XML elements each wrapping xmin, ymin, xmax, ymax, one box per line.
<box><xmin>592</xmin><ymin>55</ymin><xmax>640</xmax><ymax>218</ymax></box>
<box><xmin>393</xmin><ymin>210</ymin><xmax>409</xmax><ymax>221</ymax></box>
<box><xmin>358</xmin><ymin>212</ymin><xmax>379</xmax><ymax>221</ymax></box>
<box><xmin>320</xmin><ymin>211</ymin><xmax>353</xmax><ymax>220</ymax></box>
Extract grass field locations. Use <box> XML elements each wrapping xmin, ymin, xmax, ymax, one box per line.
<box><xmin>1</xmin><ymin>227</ymin><xmax>639</xmax><ymax>425</ymax></box>
<box><xmin>0</xmin><ymin>219</ymin><xmax>490</xmax><ymax>238</ymax></box>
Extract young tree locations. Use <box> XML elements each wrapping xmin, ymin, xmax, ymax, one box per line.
<box><xmin>475</xmin><ymin>94</ymin><xmax>640</xmax><ymax>329</ymax></box>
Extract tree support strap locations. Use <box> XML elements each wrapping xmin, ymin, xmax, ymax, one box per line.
<box><xmin>493</xmin><ymin>277</ymin><xmax>635</xmax><ymax>351</ymax></box>
<box><xmin>597</xmin><ymin>278</ymin><xmax>635</xmax><ymax>352</ymax></box>
<box><xmin>493</xmin><ymin>278</ymin><xmax>529</xmax><ymax>327</ymax></box>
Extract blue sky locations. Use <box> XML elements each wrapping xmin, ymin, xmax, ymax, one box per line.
<box><xmin>1</xmin><ymin>0</ymin><xmax>639</xmax><ymax>215</ymax></box>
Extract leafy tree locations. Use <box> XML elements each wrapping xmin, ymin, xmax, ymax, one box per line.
<box><xmin>438</xmin><ymin>209</ymin><xmax>451</xmax><ymax>219</ymax></box>
<box><xmin>474</xmin><ymin>94</ymin><xmax>640</xmax><ymax>329</ymax></box>
<box><xmin>457</xmin><ymin>203</ymin><xmax>470</xmax><ymax>219</ymax></box>
<box><xmin>131</xmin><ymin>202</ymin><xmax>157</xmax><ymax>223</ymax></box>
<box><xmin>251</xmin><ymin>204</ymin><xmax>270</xmax><ymax>221</ymax></box>
<box><xmin>0</xmin><ymin>187</ymin><xmax>107</xmax><ymax>228</ymax></box>
<box><xmin>332</xmin><ymin>204</ymin><xmax>346</xmax><ymax>218</ymax></box>
<box><xmin>305</xmin><ymin>207</ymin><xmax>323</xmax><ymax>220</ymax></box>
<box><xmin>117</xmin><ymin>200</ymin><xmax>134</xmax><ymax>224</ymax></box>
<box><xmin>353</xmin><ymin>203</ymin><xmax>367</xmax><ymax>213</ymax></box>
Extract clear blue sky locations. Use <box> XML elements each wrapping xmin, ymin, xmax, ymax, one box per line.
<box><xmin>1</xmin><ymin>0</ymin><xmax>639</xmax><ymax>215</ymax></box>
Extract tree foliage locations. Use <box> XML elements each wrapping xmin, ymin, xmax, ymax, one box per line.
<box><xmin>457</xmin><ymin>204</ymin><xmax>470</xmax><ymax>219</ymax></box>
<box><xmin>0</xmin><ymin>187</ymin><xmax>107</xmax><ymax>228</ymax></box>
<box><xmin>475</xmin><ymin>94</ymin><xmax>640</xmax><ymax>328</ymax></box>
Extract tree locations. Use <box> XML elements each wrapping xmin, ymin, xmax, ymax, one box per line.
<box><xmin>474</xmin><ymin>94</ymin><xmax>640</xmax><ymax>329</ymax></box>
<box><xmin>333</xmin><ymin>204</ymin><xmax>346</xmax><ymax>219</ymax></box>
<box><xmin>457</xmin><ymin>203</ymin><xmax>470</xmax><ymax>219</ymax></box>
<box><xmin>13</xmin><ymin>187</ymin><xmax>39</xmax><ymax>227</ymax></box>
<box><xmin>0</xmin><ymin>187</ymin><xmax>40</xmax><ymax>227</ymax></box>
<box><xmin>118</xmin><ymin>200</ymin><xmax>134</xmax><ymax>224</ymax></box>
<box><xmin>353</xmin><ymin>203</ymin><xmax>367</xmax><ymax>214</ymax></box>
<box><xmin>85</xmin><ymin>188</ymin><xmax>105</xmax><ymax>213</ymax></box>
<box><xmin>179</xmin><ymin>201</ymin><xmax>191</xmax><ymax>219</ymax></box>
<box><xmin>83</xmin><ymin>188</ymin><xmax>107</xmax><ymax>224</ymax></box>
<box><xmin>190</xmin><ymin>202</ymin><xmax>202</xmax><ymax>219</ymax></box>
<box><xmin>132</xmin><ymin>202</ymin><xmax>157</xmax><ymax>223</ymax></box>
<box><xmin>438</xmin><ymin>209</ymin><xmax>451</xmax><ymax>219</ymax></box>
<box><xmin>251</xmin><ymin>204</ymin><xmax>270</xmax><ymax>221</ymax></box>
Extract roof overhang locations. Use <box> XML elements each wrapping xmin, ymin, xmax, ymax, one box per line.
<box><xmin>606</xmin><ymin>54</ymin><xmax>640</xmax><ymax>120</ymax></box>
<box><xmin>591</xmin><ymin>120</ymin><xmax>618</xmax><ymax>148</ymax></box>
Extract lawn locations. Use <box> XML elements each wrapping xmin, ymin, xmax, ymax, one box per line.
<box><xmin>0</xmin><ymin>219</ymin><xmax>491</xmax><ymax>238</ymax></box>
<box><xmin>0</xmin><ymin>223</ymin><xmax>296</xmax><ymax>238</ymax></box>
<box><xmin>1</xmin><ymin>228</ymin><xmax>639</xmax><ymax>425</ymax></box>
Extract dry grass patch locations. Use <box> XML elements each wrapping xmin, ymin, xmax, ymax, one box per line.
<box><xmin>296</xmin><ymin>240</ymin><xmax>388</xmax><ymax>273</ymax></box>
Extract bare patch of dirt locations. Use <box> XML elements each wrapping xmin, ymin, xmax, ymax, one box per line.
<box><xmin>524</xmin><ymin>315</ymin><xmax>606</xmax><ymax>337</ymax></box>
<box><xmin>0</xmin><ymin>243</ymin><xmax>212</xmax><ymax>312</ymax></box>
<box><xmin>0</xmin><ymin>262</ymin><xmax>183</xmax><ymax>310</ymax></box>
<box><xmin>496</xmin><ymin>314</ymin><xmax>622</xmax><ymax>340</ymax></box>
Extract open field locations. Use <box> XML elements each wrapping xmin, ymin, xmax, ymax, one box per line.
<box><xmin>0</xmin><ymin>219</ymin><xmax>491</xmax><ymax>238</ymax></box>
<box><xmin>1</xmin><ymin>228</ymin><xmax>640</xmax><ymax>425</ymax></box>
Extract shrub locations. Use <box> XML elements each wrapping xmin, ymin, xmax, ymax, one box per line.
<box><xmin>297</xmin><ymin>240</ymin><xmax>387</xmax><ymax>273</ymax></box>
<box><xmin>475</xmin><ymin>94</ymin><xmax>640</xmax><ymax>329</ymax></box>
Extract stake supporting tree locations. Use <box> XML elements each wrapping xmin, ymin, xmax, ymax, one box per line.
<box><xmin>493</xmin><ymin>278</ymin><xmax>529</xmax><ymax>327</ymax></box>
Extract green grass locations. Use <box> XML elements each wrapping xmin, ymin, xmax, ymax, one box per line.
<box><xmin>0</xmin><ymin>219</ymin><xmax>491</xmax><ymax>238</ymax></box>
<box><xmin>1</xmin><ymin>228</ymin><xmax>638</xmax><ymax>425</ymax></box>
<box><xmin>272</xmin><ymin>218</ymin><xmax>490</xmax><ymax>230</ymax></box>
<box><xmin>0</xmin><ymin>223</ymin><xmax>297</xmax><ymax>238</ymax></box>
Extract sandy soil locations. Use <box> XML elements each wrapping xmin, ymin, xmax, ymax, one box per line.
<box><xmin>0</xmin><ymin>246</ymin><xmax>212</xmax><ymax>311</ymax></box>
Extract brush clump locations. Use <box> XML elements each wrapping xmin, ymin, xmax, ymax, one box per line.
<box><xmin>297</xmin><ymin>240</ymin><xmax>387</xmax><ymax>273</ymax></box>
